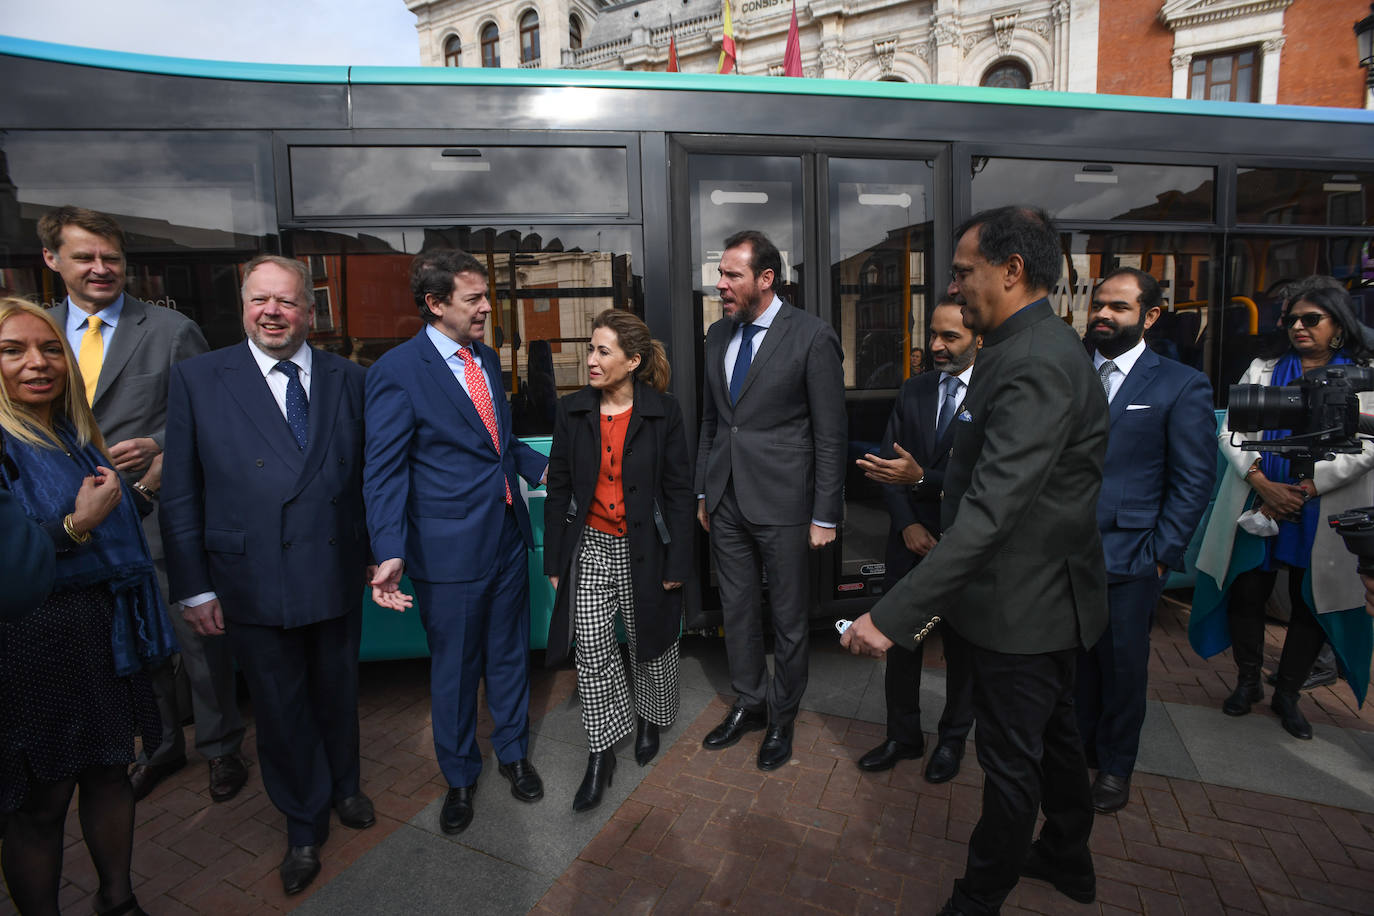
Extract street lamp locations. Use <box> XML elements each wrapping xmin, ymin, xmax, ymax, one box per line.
<box><xmin>1357</xmin><ymin>3</ymin><xmax>1374</xmax><ymax>88</ymax></box>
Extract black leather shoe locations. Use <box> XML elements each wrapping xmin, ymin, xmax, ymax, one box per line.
<box><xmin>498</xmin><ymin>758</ymin><xmax>544</xmax><ymax>802</ymax></box>
<box><xmin>856</xmin><ymin>738</ymin><xmax>924</xmax><ymax>772</ymax></box>
<box><xmin>935</xmin><ymin>898</ymin><xmax>972</xmax><ymax>915</ymax></box>
<box><xmin>702</xmin><ymin>705</ymin><xmax>768</xmax><ymax>750</ymax></box>
<box><xmin>1222</xmin><ymin>676</ymin><xmax>1263</xmax><ymax>716</ymax></box>
<box><xmin>95</xmin><ymin>895</ymin><xmax>150</xmax><ymax>916</ymax></box>
<box><xmin>335</xmin><ymin>793</ymin><xmax>376</xmax><ymax>829</ymax></box>
<box><xmin>573</xmin><ymin>750</ymin><xmax>617</xmax><ymax>812</ymax></box>
<box><xmin>1091</xmin><ymin>772</ymin><xmax>1131</xmax><ymax>813</ymax></box>
<box><xmin>1020</xmin><ymin>840</ymin><xmax>1096</xmax><ymax>904</ymax></box>
<box><xmin>129</xmin><ymin>755</ymin><xmax>186</xmax><ymax>801</ymax></box>
<box><xmin>279</xmin><ymin>845</ymin><xmax>321</xmax><ymax>895</ymax></box>
<box><xmin>635</xmin><ymin>720</ymin><xmax>660</xmax><ymax>767</ymax></box>
<box><xmin>1272</xmin><ymin>690</ymin><xmax>1313</xmax><ymax>739</ymax></box>
<box><xmin>440</xmin><ymin>786</ymin><xmax>475</xmax><ymax>834</ymax></box>
<box><xmin>757</xmin><ymin>724</ymin><xmax>793</xmax><ymax>771</ymax></box>
<box><xmin>208</xmin><ymin>753</ymin><xmax>249</xmax><ymax>803</ymax></box>
<box><xmin>924</xmin><ymin>742</ymin><xmax>964</xmax><ymax>784</ymax></box>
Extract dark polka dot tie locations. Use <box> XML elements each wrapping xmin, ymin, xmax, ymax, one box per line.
<box><xmin>276</xmin><ymin>360</ymin><xmax>308</xmax><ymax>450</ymax></box>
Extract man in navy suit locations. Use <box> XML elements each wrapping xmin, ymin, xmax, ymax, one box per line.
<box><xmin>1078</xmin><ymin>267</ymin><xmax>1215</xmax><ymax>813</ymax></box>
<box><xmin>364</xmin><ymin>249</ymin><xmax>548</xmax><ymax>835</ymax></box>
<box><xmin>161</xmin><ymin>256</ymin><xmax>374</xmax><ymax>895</ymax></box>
<box><xmin>853</xmin><ymin>297</ymin><xmax>977</xmax><ymax>782</ymax></box>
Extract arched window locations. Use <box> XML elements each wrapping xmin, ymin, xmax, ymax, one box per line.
<box><xmin>569</xmin><ymin>13</ymin><xmax>583</xmax><ymax>50</ymax></box>
<box><xmin>443</xmin><ymin>35</ymin><xmax>461</xmax><ymax>68</ymax></box>
<box><xmin>981</xmin><ymin>59</ymin><xmax>1030</xmax><ymax>89</ymax></box>
<box><xmin>481</xmin><ymin>22</ymin><xmax>500</xmax><ymax>68</ymax></box>
<box><xmin>520</xmin><ymin>10</ymin><xmax>540</xmax><ymax>64</ymax></box>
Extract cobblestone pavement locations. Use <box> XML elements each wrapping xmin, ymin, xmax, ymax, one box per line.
<box><xmin>9</xmin><ymin>593</ymin><xmax>1373</xmax><ymax>915</ymax></box>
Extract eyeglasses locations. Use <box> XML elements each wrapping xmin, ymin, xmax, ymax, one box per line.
<box><xmin>1282</xmin><ymin>312</ymin><xmax>1327</xmax><ymax>329</ymax></box>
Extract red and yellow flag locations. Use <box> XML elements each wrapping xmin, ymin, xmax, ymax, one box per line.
<box><xmin>718</xmin><ymin>0</ymin><xmax>736</xmax><ymax>74</ymax></box>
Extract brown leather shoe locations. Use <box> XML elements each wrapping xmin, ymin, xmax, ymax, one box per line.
<box><xmin>208</xmin><ymin>753</ymin><xmax>250</xmax><ymax>802</ymax></box>
<box><xmin>128</xmin><ymin>755</ymin><xmax>186</xmax><ymax>801</ymax></box>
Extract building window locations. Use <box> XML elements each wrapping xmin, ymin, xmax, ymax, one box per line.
<box><xmin>981</xmin><ymin>59</ymin><xmax>1030</xmax><ymax>89</ymax></box>
<box><xmin>481</xmin><ymin>23</ymin><xmax>500</xmax><ymax>68</ymax></box>
<box><xmin>569</xmin><ymin>13</ymin><xmax>582</xmax><ymax>50</ymax></box>
<box><xmin>520</xmin><ymin>11</ymin><xmax>540</xmax><ymax>63</ymax></box>
<box><xmin>443</xmin><ymin>35</ymin><xmax>461</xmax><ymax>67</ymax></box>
<box><xmin>1190</xmin><ymin>48</ymin><xmax>1258</xmax><ymax>102</ymax></box>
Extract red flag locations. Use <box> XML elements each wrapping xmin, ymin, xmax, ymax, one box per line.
<box><xmin>782</xmin><ymin>0</ymin><xmax>802</xmax><ymax>77</ymax></box>
<box><xmin>668</xmin><ymin>19</ymin><xmax>679</xmax><ymax>72</ymax></box>
<box><xmin>718</xmin><ymin>0</ymin><xmax>736</xmax><ymax>74</ymax></box>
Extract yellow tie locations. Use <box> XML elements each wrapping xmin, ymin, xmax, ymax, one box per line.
<box><xmin>79</xmin><ymin>315</ymin><xmax>104</xmax><ymax>405</ymax></box>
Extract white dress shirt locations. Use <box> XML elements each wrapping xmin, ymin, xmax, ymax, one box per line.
<box><xmin>425</xmin><ymin>324</ymin><xmax>500</xmax><ymax>432</ymax></box>
<box><xmin>246</xmin><ymin>338</ymin><xmax>313</xmax><ymax>418</ymax></box>
<box><xmin>723</xmin><ymin>294</ymin><xmax>784</xmax><ymax>388</ymax></box>
<box><xmin>1093</xmin><ymin>338</ymin><xmax>1147</xmax><ymax>404</ymax></box>
<box><xmin>935</xmin><ymin>364</ymin><xmax>975</xmax><ymax>428</ymax></box>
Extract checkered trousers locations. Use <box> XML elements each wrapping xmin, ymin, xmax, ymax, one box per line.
<box><xmin>574</xmin><ymin>526</ymin><xmax>681</xmax><ymax>752</ymax></box>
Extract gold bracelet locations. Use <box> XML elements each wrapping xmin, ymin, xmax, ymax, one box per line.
<box><xmin>63</xmin><ymin>513</ymin><xmax>92</xmax><ymax>544</ymax></box>
<box><xmin>131</xmin><ymin>481</ymin><xmax>158</xmax><ymax>502</ymax></box>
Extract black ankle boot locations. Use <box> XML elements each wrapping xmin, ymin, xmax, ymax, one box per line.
<box><xmin>1271</xmin><ymin>690</ymin><xmax>1313</xmax><ymax>739</ymax></box>
<box><xmin>635</xmin><ymin>720</ymin><xmax>660</xmax><ymax>766</ymax></box>
<box><xmin>573</xmin><ymin>750</ymin><xmax>616</xmax><ymax>812</ymax></box>
<box><xmin>1223</xmin><ymin>669</ymin><xmax>1263</xmax><ymax>716</ymax></box>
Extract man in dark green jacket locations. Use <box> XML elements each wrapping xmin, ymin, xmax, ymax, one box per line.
<box><xmin>844</xmin><ymin>206</ymin><xmax>1109</xmax><ymax>916</ymax></box>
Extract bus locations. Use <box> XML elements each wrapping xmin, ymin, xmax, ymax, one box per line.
<box><xmin>2</xmin><ymin>35</ymin><xmax>1371</xmax><ymax>653</ymax></box>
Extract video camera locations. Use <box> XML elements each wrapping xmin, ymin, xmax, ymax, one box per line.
<box><xmin>1229</xmin><ymin>364</ymin><xmax>1374</xmax><ymax>573</ymax></box>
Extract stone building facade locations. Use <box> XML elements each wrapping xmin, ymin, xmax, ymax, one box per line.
<box><xmin>404</xmin><ymin>0</ymin><xmax>1371</xmax><ymax>108</ymax></box>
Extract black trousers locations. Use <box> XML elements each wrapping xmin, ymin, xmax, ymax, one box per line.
<box><xmin>226</xmin><ymin>610</ymin><xmax>363</xmax><ymax>846</ymax></box>
<box><xmin>952</xmin><ymin>644</ymin><xmax>1094</xmax><ymax>916</ymax></box>
<box><xmin>883</xmin><ymin>621</ymin><xmax>975</xmax><ymax>749</ymax></box>
<box><xmin>1075</xmin><ymin>574</ymin><xmax>1165</xmax><ymax>778</ymax></box>
<box><xmin>1226</xmin><ymin>567</ymin><xmax>1326</xmax><ymax>693</ymax></box>
<box><xmin>710</xmin><ymin>483</ymin><xmax>812</xmax><ymax>727</ymax></box>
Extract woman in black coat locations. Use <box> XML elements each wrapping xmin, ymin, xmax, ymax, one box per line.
<box><xmin>544</xmin><ymin>309</ymin><xmax>694</xmax><ymax>811</ymax></box>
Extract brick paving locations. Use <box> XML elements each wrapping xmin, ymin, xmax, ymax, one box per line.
<box><xmin>6</xmin><ymin>595</ymin><xmax>1373</xmax><ymax>915</ymax></box>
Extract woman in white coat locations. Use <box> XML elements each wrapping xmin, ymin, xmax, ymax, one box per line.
<box><xmin>1192</xmin><ymin>278</ymin><xmax>1374</xmax><ymax>739</ymax></box>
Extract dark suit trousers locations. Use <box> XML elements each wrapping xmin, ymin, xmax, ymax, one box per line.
<box><xmin>226</xmin><ymin>610</ymin><xmax>362</xmax><ymax>846</ymax></box>
<box><xmin>953</xmin><ymin>644</ymin><xmax>1094</xmax><ymax>916</ymax></box>
<box><xmin>1076</xmin><ymin>575</ymin><xmax>1164</xmax><ymax>778</ymax></box>
<box><xmin>414</xmin><ymin>507</ymin><xmax>531</xmax><ymax>788</ymax></box>
<box><xmin>884</xmin><ymin>622</ymin><xmax>975</xmax><ymax>749</ymax></box>
<box><xmin>710</xmin><ymin>483</ymin><xmax>811</xmax><ymax>727</ymax></box>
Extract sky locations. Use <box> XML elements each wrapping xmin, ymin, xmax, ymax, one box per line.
<box><xmin>3</xmin><ymin>0</ymin><xmax>422</xmax><ymax>66</ymax></box>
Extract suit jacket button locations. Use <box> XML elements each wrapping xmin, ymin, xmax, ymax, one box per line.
<box><xmin>256</xmin><ymin>459</ymin><xmax>264</xmax><ymax>467</ymax></box>
<box><xmin>329</xmin><ymin>537</ymin><xmax>337</xmax><ymax>545</ymax></box>
<box><xmin>282</xmin><ymin>542</ymin><xmax>291</xmax><ymax>549</ymax></box>
<box><xmin>628</xmin><ymin>486</ymin><xmax>636</xmax><ymax>493</ymax></box>
<box><xmin>731</xmin><ymin>426</ymin><xmax>738</xmax><ymax>433</ymax></box>
<box><xmin>338</xmin><ymin>457</ymin><xmax>345</xmax><ymax>464</ymax></box>
<box><xmin>331</xmin><ymin>497</ymin><xmax>338</xmax><ymax>505</ymax></box>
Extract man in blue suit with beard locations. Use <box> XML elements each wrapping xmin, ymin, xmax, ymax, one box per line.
<box><xmin>1077</xmin><ymin>267</ymin><xmax>1215</xmax><ymax>813</ymax></box>
<box><xmin>161</xmin><ymin>255</ymin><xmax>374</xmax><ymax>896</ymax></box>
<box><xmin>364</xmin><ymin>249</ymin><xmax>548</xmax><ymax>835</ymax></box>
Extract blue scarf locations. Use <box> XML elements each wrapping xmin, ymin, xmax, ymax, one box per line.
<box><xmin>1258</xmin><ymin>350</ymin><xmax>1352</xmax><ymax>570</ymax></box>
<box><xmin>1</xmin><ymin>423</ymin><xmax>177</xmax><ymax>676</ymax></box>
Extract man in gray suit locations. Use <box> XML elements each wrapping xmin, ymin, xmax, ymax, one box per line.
<box><xmin>695</xmin><ymin>229</ymin><xmax>846</xmax><ymax>771</ymax></box>
<box><xmin>844</xmin><ymin>207</ymin><xmax>1109</xmax><ymax>915</ymax></box>
<box><xmin>40</xmin><ymin>206</ymin><xmax>248</xmax><ymax>802</ymax></box>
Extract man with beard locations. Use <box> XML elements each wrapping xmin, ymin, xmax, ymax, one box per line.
<box><xmin>853</xmin><ymin>296</ymin><xmax>977</xmax><ymax>782</ymax></box>
<box><xmin>695</xmin><ymin>229</ymin><xmax>846</xmax><ymax>771</ymax></box>
<box><xmin>843</xmin><ymin>206</ymin><xmax>1108</xmax><ymax>914</ymax></box>
<box><xmin>1078</xmin><ymin>267</ymin><xmax>1214</xmax><ymax>813</ymax></box>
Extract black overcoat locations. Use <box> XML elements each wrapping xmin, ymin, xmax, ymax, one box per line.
<box><xmin>542</xmin><ymin>380</ymin><xmax>695</xmax><ymax>666</ymax></box>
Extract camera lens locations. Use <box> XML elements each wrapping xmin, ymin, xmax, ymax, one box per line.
<box><xmin>1228</xmin><ymin>384</ymin><xmax>1306</xmax><ymax>432</ymax></box>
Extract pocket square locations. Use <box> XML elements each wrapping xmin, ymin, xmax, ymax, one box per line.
<box><xmin>1126</xmin><ymin>404</ymin><xmax>1151</xmax><ymax>410</ymax></box>
<box><xmin>957</xmin><ymin>409</ymin><xmax>973</xmax><ymax>422</ymax></box>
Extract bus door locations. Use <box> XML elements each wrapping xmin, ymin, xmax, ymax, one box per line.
<box><xmin>678</xmin><ymin>144</ymin><xmax>946</xmax><ymax>626</ymax></box>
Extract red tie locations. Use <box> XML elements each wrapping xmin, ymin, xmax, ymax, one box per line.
<box><xmin>458</xmin><ymin>347</ymin><xmax>512</xmax><ymax>505</ymax></box>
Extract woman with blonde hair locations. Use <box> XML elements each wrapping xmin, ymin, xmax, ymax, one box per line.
<box><xmin>0</xmin><ymin>298</ymin><xmax>176</xmax><ymax>916</ymax></box>
<box><xmin>544</xmin><ymin>309</ymin><xmax>694</xmax><ymax>811</ymax></box>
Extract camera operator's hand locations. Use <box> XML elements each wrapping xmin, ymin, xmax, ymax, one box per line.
<box><xmin>1362</xmin><ymin>574</ymin><xmax>1374</xmax><ymax>618</ymax></box>
<box><xmin>1251</xmin><ymin>472</ymin><xmax>1307</xmax><ymax>519</ymax></box>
